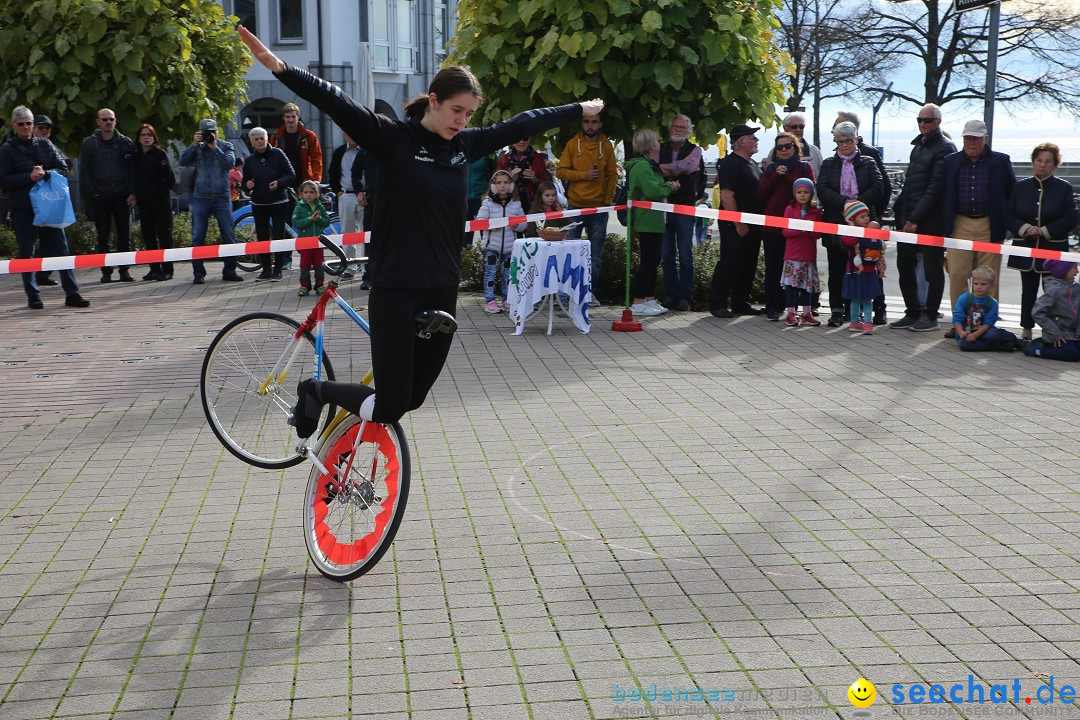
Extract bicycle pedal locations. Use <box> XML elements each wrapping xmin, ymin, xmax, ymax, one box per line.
<box><xmin>413</xmin><ymin>309</ymin><xmax>457</xmax><ymax>339</ymax></box>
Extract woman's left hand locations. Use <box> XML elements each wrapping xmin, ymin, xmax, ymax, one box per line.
<box><xmin>1025</xmin><ymin>226</ymin><xmax>1042</xmax><ymax>239</ymax></box>
<box><xmin>269</xmin><ymin>180</ymin><xmax>278</xmax><ymax>191</ymax></box>
<box><xmin>238</xmin><ymin>25</ymin><xmax>285</xmax><ymax>73</ymax></box>
<box><xmin>580</xmin><ymin>99</ymin><xmax>604</xmax><ymax>116</ymax></box>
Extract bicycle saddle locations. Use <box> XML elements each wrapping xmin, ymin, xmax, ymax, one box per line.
<box><xmin>414</xmin><ymin>309</ymin><xmax>457</xmax><ymax>339</ymax></box>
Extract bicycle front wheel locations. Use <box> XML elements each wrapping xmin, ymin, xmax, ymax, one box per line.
<box><xmin>233</xmin><ymin>213</ymin><xmax>264</xmax><ymax>272</ymax></box>
<box><xmin>304</xmin><ymin>417</ymin><xmax>410</xmax><ymax>581</ymax></box>
<box><xmin>201</xmin><ymin>312</ymin><xmax>336</xmax><ymax>469</ymax></box>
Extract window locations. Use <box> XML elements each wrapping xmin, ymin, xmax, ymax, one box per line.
<box><xmin>278</xmin><ymin>0</ymin><xmax>303</xmax><ymax>43</ymax></box>
<box><xmin>433</xmin><ymin>1</ymin><xmax>448</xmax><ymax>66</ymax></box>
<box><xmin>225</xmin><ymin>0</ymin><xmax>256</xmax><ymax>33</ymax></box>
<box><xmin>369</xmin><ymin>0</ymin><xmax>417</xmax><ymax>72</ymax></box>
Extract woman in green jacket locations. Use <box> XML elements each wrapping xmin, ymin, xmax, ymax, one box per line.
<box><xmin>624</xmin><ymin>129</ymin><xmax>679</xmax><ymax>317</ymax></box>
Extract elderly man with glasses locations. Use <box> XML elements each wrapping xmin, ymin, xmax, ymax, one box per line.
<box><xmin>79</xmin><ymin>108</ymin><xmax>137</xmax><ymax>283</ymax></box>
<box><xmin>889</xmin><ymin>104</ymin><xmax>956</xmax><ymax>332</ymax></box>
<box><xmin>0</xmin><ymin>106</ymin><xmax>89</xmax><ymax>310</ymax></box>
<box><xmin>782</xmin><ymin>113</ymin><xmax>823</xmax><ymax>175</ymax></box>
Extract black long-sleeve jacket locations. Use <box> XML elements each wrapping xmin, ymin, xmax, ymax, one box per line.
<box><xmin>275</xmin><ymin>64</ymin><xmax>583</xmax><ymax>287</ymax></box>
<box><xmin>0</xmin><ymin>136</ymin><xmax>68</xmax><ymax>210</ymax></box>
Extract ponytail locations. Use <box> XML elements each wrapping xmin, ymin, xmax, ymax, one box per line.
<box><xmin>404</xmin><ymin>66</ymin><xmax>483</xmax><ymax>122</ymax></box>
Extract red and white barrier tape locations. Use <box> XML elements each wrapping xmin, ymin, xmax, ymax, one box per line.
<box><xmin>0</xmin><ymin>206</ymin><xmax>623</xmax><ymax>275</ymax></box>
<box><xmin>631</xmin><ymin>200</ymin><xmax>1080</xmax><ymax>264</ymax></box>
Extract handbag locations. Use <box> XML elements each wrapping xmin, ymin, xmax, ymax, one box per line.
<box><xmin>30</xmin><ymin>173</ymin><xmax>76</xmax><ymax>228</ymax></box>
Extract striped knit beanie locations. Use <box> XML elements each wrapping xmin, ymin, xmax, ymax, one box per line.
<box><xmin>843</xmin><ymin>200</ymin><xmax>870</xmax><ymax>223</ymax></box>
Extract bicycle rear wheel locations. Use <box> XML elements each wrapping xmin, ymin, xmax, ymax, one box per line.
<box><xmin>201</xmin><ymin>312</ymin><xmax>336</xmax><ymax>469</ymax></box>
<box><xmin>233</xmin><ymin>213</ymin><xmax>264</xmax><ymax>272</ymax></box>
<box><xmin>304</xmin><ymin>417</ymin><xmax>410</xmax><ymax>581</ymax></box>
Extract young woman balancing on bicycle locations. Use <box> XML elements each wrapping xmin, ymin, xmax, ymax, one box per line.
<box><xmin>237</xmin><ymin>26</ymin><xmax>604</xmax><ymax>431</ymax></box>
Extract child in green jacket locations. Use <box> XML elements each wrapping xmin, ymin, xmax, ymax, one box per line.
<box><xmin>292</xmin><ymin>180</ymin><xmax>332</xmax><ymax>295</ymax></box>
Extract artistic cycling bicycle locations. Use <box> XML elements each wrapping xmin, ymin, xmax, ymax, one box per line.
<box><xmin>231</xmin><ymin>185</ymin><xmax>341</xmax><ymax>272</ymax></box>
<box><xmin>199</xmin><ymin>236</ymin><xmax>454</xmax><ymax>581</ymax></box>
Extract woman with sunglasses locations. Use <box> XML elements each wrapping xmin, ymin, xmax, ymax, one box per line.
<box><xmin>755</xmin><ymin>132</ymin><xmax>816</xmax><ymax>320</ymax></box>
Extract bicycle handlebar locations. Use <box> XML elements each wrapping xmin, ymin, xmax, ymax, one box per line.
<box><xmin>318</xmin><ymin>234</ymin><xmax>366</xmax><ymax>277</ymax></box>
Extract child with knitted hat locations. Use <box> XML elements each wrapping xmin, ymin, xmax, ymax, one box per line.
<box><xmin>779</xmin><ymin>178</ymin><xmax>822</xmax><ymax>326</ymax></box>
<box><xmin>1026</xmin><ymin>260</ymin><xmax>1080</xmax><ymax>360</ymax></box>
<box><xmin>841</xmin><ymin>200</ymin><xmax>885</xmax><ymax>334</ymax></box>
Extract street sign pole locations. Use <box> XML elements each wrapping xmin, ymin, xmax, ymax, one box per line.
<box><xmin>982</xmin><ymin>1</ymin><xmax>1001</xmax><ymax>139</ymax></box>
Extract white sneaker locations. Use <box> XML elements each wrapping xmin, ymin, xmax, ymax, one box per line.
<box><xmin>646</xmin><ymin>299</ymin><xmax>669</xmax><ymax>315</ymax></box>
<box><xmin>631</xmin><ymin>302</ymin><xmax>662</xmax><ymax>317</ymax></box>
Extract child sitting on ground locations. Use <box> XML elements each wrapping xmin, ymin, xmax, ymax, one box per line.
<box><xmin>780</xmin><ymin>178</ymin><xmax>822</xmax><ymax>327</ymax></box>
<box><xmin>292</xmin><ymin>180</ymin><xmax>332</xmax><ymax>296</ymax></box>
<box><xmin>841</xmin><ymin>200</ymin><xmax>885</xmax><ymax>335</ymax></box>
<box><xmin>1025</xmin><ymin>260</ymin><xmax>1080</xmax><ymax>361</ymax></box>
<box><xmin>952</xmin><ymin>265</ymin><xmax>1024</xmax><ymax>352</ymax></box>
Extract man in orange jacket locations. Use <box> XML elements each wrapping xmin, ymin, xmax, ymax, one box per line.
<box><xmin>271</xmin><ymin>102</ymin><xmax>323</xmax><ymax>268</ymax></box>
<box><xmin>557</xmin><ymin>115</ymin><xmax>617</xmax><ymax>292</ymax></box>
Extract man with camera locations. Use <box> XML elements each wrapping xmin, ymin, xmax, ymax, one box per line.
<box><xmin>179</xmin><ymin>119</ymin><xmax>243</xmax><ymax>284</ymax></box>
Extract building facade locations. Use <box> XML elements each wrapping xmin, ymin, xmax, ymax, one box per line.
<box><xmin>220</xmin><ymin>0</ymin><xmax>457</xmax><ymax>176</ymax></box>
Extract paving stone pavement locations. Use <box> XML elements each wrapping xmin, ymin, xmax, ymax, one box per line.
<box><xmin>2</xmin><ymin>264</ymin><xmax>1079</xmax><ymax>720</ymax></box>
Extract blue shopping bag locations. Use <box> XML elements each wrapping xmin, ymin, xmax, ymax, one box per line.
<box><xmin>30</xmin><ymin>173</ymin><xmax>76</xmax><ymax>228</ymax></box>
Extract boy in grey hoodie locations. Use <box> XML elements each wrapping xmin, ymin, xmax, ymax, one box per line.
<box><xmin>1025</xmin><ymin>260</ymin><xmax>1080</xmax><ymax>361</ymax></box>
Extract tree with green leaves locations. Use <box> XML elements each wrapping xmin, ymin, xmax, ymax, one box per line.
<box><xmin>0</xmin><ymin>0</ymin><xmax>251</xmax><ymax>155</ymax></box>
<box><xmin>448</xmin><ymin>0</ymin><xmax>791</xmax><ymax>147</ymax></box>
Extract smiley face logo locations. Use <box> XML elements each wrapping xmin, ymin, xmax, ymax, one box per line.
<box><xmin>848</xmin><ymin>678</ymin><xmax>876</xmax><ymax>708</ymax></box>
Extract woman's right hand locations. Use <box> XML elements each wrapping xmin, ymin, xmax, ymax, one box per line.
<box><xmin>245</xmin><ymin>180</ymin><xmax>255</xmax><ymax>190</ymax></box>
<box><xmin>238</xmin><ymin>25</ymin><xmax>285</xmax><ymax>73</ymax></box>
<box><xmin>670</xmin><ymin>180</ymin><xmax>681</xmax><ymax>192</ymax></box>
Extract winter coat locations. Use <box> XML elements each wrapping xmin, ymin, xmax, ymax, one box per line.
<box><xmin>1032</xmin><ymin>276</ymin><xmax>1080</xmax><ymax>343</ymax></box>
<box><xmin>476</xmin><ymin>195</ymin><xmax>525</xmax><ymax>255</ymax></box>
<box><xmin>78</xmin><ymin>129</ymin><xmax>136</xmax><ymax>197</ymax></box>
<box><xmin>817</xmin><ymin>152</ymin><xmax>884</xmax><ymax>225</ymax></box>
<box><xmin>1005</xmin><ymin>175</ymin><xmax>1078</xmax><ymax>271</ymax></box>
<box><xmin>942</xmin><ymin>148</ymin><xmax>1015</xmax><ymax>243</ymax></box>
<box><xmin>0</xmin><ymin>136</ymin><xmax>68</xmax><ymax>210</ymax></box>
<box><xmin>893</xmin><ymin>128</ymin><xmax>956</xmax><ymax>236</ymax></box>
<box><xmin>757</xmin><ymin>160</ymin><xmax>816</xmax><ymax>220</ymax></box>
<box><xmin>271</xmin><ymin>121</ymin><xmax>323</xmax><ymax>183</ymax></box>
<box><xmin>858</xmin><ymin>141</ymin><xmax>891</xmax><ymax>217</ymax></box>
<box><xmin>328</xmin><ymin>143</ymin><xmax>365</xmax><ymax>195</ymax></box>
<box><xmin>556</xmin><ymin>132</ymin><xmax>617</xmax><ymax>208</ymax></box>
<box><xmin>781</xmin><ymin>204</ymin><xmax>823</xmax><ymax>262</ymax></box>
<box><xmin>624</xmin><ymin>155</ymin><xmax>676</xmax><ymax>234</ymax></box>
<box><xmin>291</xmin><ymin>198</ymin><xmax>332</xmax><ymax>238</ymax></box>
<box><xmin>133</xmin><ymin>146</ymin><xmax>175</xmax><ymax>201</ymax></box>
<box><xmin>242</xmin><ymin>147</ymin><xmax>296</xmax><ymax>205</ymax></box>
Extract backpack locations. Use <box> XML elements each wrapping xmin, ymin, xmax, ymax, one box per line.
<box><xmin>615</xmin><ymin>183</ymin><xmax>628</xmax><ymax>225</ymax></box>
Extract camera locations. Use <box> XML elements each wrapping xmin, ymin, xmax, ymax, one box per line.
<box><xmin>199</xmin><ymin>119</ymin><xmax>217</xmax><ymax>144</ymax></box>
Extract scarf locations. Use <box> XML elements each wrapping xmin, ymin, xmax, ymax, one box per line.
<box><xmin>766</xmin><ymin>153</ymin><xmax>800</xmax><ymax>174</ymax></box>
<box><xmin>837</xmin><ymin>147</ymin><xmax>860</xmax><ymax>199</ymax></box>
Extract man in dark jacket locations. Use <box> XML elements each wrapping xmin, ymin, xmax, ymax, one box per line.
<box><xmin>79</xmin><ymin>108</ymin><xmax>136</xmax><ymax>283</ymax></box>
<box><xmin>328</xmin><ymin>132</ymin><xmax>366</xmax><ymax>277</ymax></box>
<box><xmin>890</xmin><ymin>104</ymin><xmax>956</xmax><ymax>332</ymax></box>
<box><xmin>0</xmin><ymin>106</ymin><xmax>89</xmax><ymax>309</ymax></box>
<box><xmin>941</xmin><ymin>119</ymin><xmax>1016</xmax><ymax>336</ymax></box>
<box><xmin>658</xmin><ymin>114</ymin><xmax>704</xmax><ymax>312</ymax></box>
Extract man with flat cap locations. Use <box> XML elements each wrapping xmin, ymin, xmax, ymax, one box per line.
<box><xmin>710</xmin><ymin>124</ymin><xmax>764</xmax><ymax>318</ymax></box>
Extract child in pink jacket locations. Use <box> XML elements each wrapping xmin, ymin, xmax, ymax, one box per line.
<box><xmin>780</xmin><ymin>178</ymin><xmax>823</xmax><ymax>327</ymax></box>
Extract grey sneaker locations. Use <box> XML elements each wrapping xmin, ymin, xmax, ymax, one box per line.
<box><xmin>910</xmin><ymin>314</ymin><xmax>939</xmax><ymax>332</ymax></box>
<box><xmin>889</xmin><ymin>314</ymin><xmax>919</xmax><ymax>329</ymax></box>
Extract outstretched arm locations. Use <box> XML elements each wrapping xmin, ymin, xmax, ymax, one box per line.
<box><xmin>463</xmin><ymin>100</ymin><xmax>602</xmax><ymax>162</ymax></box>
<box><xmin>238</xmin><ymin>25</ymin><xmax>393</xmax><ymax>158</ymax></box>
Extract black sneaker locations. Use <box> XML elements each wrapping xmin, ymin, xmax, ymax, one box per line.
<box><xmin>255</xmin><ymin>272</ymin><xmax>273</xmax><ymax>282</ymax></box>
<box><xmin>288</xmin><ymin>379</ymin><xmax>324</xmax><ymax>438</ymax></box>
<box><xmin>710</xmin><ymin>308</ymin><xmax>733</xmax><ymax>318</ymax></box>
<box><xmin>37</xmin><ymin>277</ymin><xmax>58</xmax><ymax>286</ymax></box>
<box><xmin>675</xmin><ymin>300</ymin><xmax>691</xmax><ymax>312</ymax></box>
<box><xmin>193</xmin><ymin>276</ymin><xmax>205</xmax><ymax>285</ymax></box>
<box><xmin>889</xmin><ymin>314</ymin><xmax>918</xmax><ymax>329</ymax></box>
<box><xmin>100</xmin><ymin>272</ymin><xmax>113</xmax><ymax>284</ymax></box>
<box><xmin>28</xmin><ymin>296</ymin><xmax>43</xmax><ymax>309</ymax></box>
<box><xmin>827</xmin><ymin>312</ymin><xmax>844</xmax><ymax>327</ymax></box>
<box><xmin>118</xmin><ymin>270</ymin><xmax>134</xmax><ymax>282</ymax></box>
<box><xmin>910</xmin><ymin>314</ymin><xmax>939</xmax><ymax>332</ymax></box>
<box><xmin>271</xmin><ymin>271</ymin><xmax>282</xmax><ymax>282</ymax></box>
<box><xmin>221</xmin><ymin>274</ymin><xmax>244</xmax><ymax>282</ymax></box>
<box><xmin>65</xmin><ymin>294</ymin><xmax>90</xmax><ymax>308</ymax></box>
